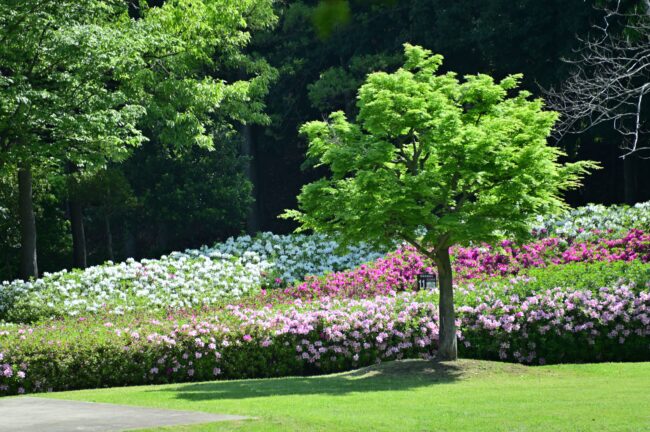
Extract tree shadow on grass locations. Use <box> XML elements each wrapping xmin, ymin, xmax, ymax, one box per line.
<box><xmin>153</xmin><ymin>359</ymin><xmax>528</xmax><ymax>402</ymax></box>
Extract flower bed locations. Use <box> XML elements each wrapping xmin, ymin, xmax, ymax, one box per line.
<box><xmin>270</xmin><ymin>230</ymin><xmax>650</xmax><ymax>301</ymax></box>
<box><xmin>0</xmin><ymin>233</ymin><xmax>384</xmax><ymax>323</ymax></box>
<box><xmin>2</xmin><ymin>277</ymin><xmax>648</xmax><ymax>396</ymax></box>
<box><xmin>3</xmin><ymin>203</ymin><xmax>648</xmax><ymax>323</ymax></box>
<box><xmin>532</xmin><ymin>201</ymin><xmax>650</xmax><ymax>240</ymax></box>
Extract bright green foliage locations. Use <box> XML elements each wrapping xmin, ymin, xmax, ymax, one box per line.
<box><xmin>0</xmin><ymin>0</ymin><xmax>276</xmax><ymax>175</ymax></box>
<box><xmin>286</xmin><ymin>44</ymin><xmax>597</xmax><ymax>253</ymax></box>
<box><xmin>1</xmin><ymin>0</ymin><xmax>141</xmax><ymax>170</ymax></box>
<box><xmin>0</xmin><ymin>0</ymin><xmax>276</xmax><ymax>277</ymax></box>
<box><xmin>496</xmin><ymin>260</ymin><xmax>650</xmax><ymax>295</ymax></box>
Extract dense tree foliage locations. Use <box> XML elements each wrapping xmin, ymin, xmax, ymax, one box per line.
<box><xmin>0</xmin><ymin>0</ymin><xmax>275</xmax><ymax>279</ymax></box>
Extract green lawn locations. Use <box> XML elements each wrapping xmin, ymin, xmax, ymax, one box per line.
<box><xmin>42</xmin><ymin>359</ymin><xmax>650</xmax><ymax>432</ymax></box>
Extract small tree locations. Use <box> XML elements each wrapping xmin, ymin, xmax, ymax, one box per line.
<box><xmin>284</xmin><ymin>44</ymin><xmax>597</xmax><ymax>360</ymax></box>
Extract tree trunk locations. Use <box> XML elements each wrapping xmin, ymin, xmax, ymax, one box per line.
<box><xmin>434</xmin><ymin>246</ymin><xmax>457</xmax><ymax>360</ymax></box>
<box><xmin>623</xmin><ymin>155</ymin><xmax>637</xmax><ymax>205</ymax></box>
<box><xmin>156</xmin><ymin>222</ymin><xmax>169</xmax><ymax>253</ymax></box>
<box><xmin>69</xmin><ymin>196</ymin><xmax>87</xmax><ymax>269</ymax></box>
<box><xmin>123</xmin><ymin>221</ymin><xmax>136</xmax><ymax>258</ymax></box>
<box><xmin>18</xmin><ymin>165</ymin><xmax>38</xmax><ymax>279</ymax></box>
<box><xmin>241</xmin><ymin>124</ymin><xmax>260</xmax><ymax>234</ymax></box>
<box><xmin>105</xmin><ymin>214</ymin><xmax>114</xmax><ymax>261</ymax></box>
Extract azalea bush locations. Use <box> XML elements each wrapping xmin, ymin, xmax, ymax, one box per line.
<box><xmin>269</xmin><ymin>230</ymin><xmax>650</xmax><ymax>301</ymax></box>
<box><xmin>457</xmin><ymin>284</ymin><xmax>650</xmax><ymax>364</ymax></box>
<box><xmin>1</xmin><ymin>277</ymin><xmax>648</xmax><ymax>396</ymax></box>
<box><xmin>453</xmin><ymin>228</ymin><xmax>650</xmax><ymax>278</ymax></box>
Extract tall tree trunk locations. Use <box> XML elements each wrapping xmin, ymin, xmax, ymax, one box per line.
<box><xmin>623</xmin><ymin>155</ymin><xmax>637</xmax><ymax>205</ymax></box>
<box><xmin>105</xmin><ymin>214</ymin><xmax>114</xmax><ymax>261</ymax></box>
<box><xmin>156</xmin><ymin>222</ymin><xmax>169</xmax><ymax>253</ymax></box>
<box><xmin>69</xmin><ymin>195</ymin><xmax>87</xmax><ymax>269</ymax></box>
<box><xmin>18</xmin><ymin>165</ymin><xmax>38</xmax><ymax>279</ymax></box>
<box><xmin>241</xmin><ymin>124</ymin><xmax>260</xmax><ymax>233</ymax></box>
<box><xmin>123</xmin><ymin>221</ymin><xmax>136</xmax><ymax>258</ymax></box>
<box><xmin>434</xmin><ymin>246</ymin><xmax>457</xmax><ymax>360</ymax></box>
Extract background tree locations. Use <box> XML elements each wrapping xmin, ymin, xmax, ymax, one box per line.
<box><xmin>0</xmin><ymin>164</ymin><xmax>70</xmax><ymax>281</ymax></box>
<box><xmin>545</xmin><ymin>0</ymin><xmax>650</xmax><ymax>204</ymax></box>
<box><xmin>72</xmin><ymin>168</ymin><xmax>137</xmax><ymax>262</ymax></box>
<box><xmin>0</xmin><ymin>0</ymin><xmax>150</xmax><ymax>277</ymax></box>
<box><xmin>546</xmin><ymin>0</ymin><xmax>650</xmax><ymax>157</ymax></box>
<box><xmin>0</xmin><ymin>0</ymin><xmax>276</xmax><ymax>278</ymax></box>
<box><xmin>284</xmin><ymin>44</ymin><xmax>596</xmax><ymax>360</ymax></box>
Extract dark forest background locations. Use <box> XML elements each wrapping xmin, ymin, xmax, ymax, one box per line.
<box><xmin>1</xmin><ymin>0</ymin><xmax>649</xmax><ymax>280</ymax></box>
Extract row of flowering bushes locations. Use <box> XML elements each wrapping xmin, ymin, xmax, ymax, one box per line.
<box><xmin>2</xmin><ymin>274</ymin><xmax>648</xmax><ymax>396</ymax></box>
<box><xmin>457</xmin><ymin>283</ymin><xmax>650</xmax><ymax>364</ymax></box>
<box><xmin>0</xmin><ymin>233</ymin><xmax>384</xmax><ymax>323</ymax></box>
<box><xmin>268</xmin><ymin>230</ymin><xmax>650</xmax><ymax>301</ymax></box>
<box><xmin>2</xmin><ymin>203</ymin><xmax>648</xmax><ymax>323</ymax></box>
<box><xmin>0</xmin><ymin>295</ymin><xmax>439</xmax><ymax>395</ymax></box>
<box><xmin>532</xmin><ymin>201</ymin><xmax>650</xmax><ymax>240</ymax></box>
<box><xmin>7</xmin><ymin>227</ymin><xmax>642</xmax><ymax>323</ymax></box>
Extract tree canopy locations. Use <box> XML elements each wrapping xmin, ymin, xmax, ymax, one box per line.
<box><xmin>287</xmin><ymin>44</ymin><xmax>596</xmax><ymax>249</ymax></box>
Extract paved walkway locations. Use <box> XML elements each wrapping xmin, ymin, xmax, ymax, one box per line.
<box><xmin>0</xmin><ymin>396</ymin><xmax>248</xmax><ymax>431</ymax></box>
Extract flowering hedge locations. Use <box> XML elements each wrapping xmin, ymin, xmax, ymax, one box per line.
<box><xmin>532</xmin><ymin>201</ymin><xmax>650</xmax><ymax>240</ymax></box>
<box><xmin>270</xmin><ymin>230</ymin><xmax>650</xmax><ymax>301</ymax></box>
<box><xmin>0</xmin><ymin>295</ymin><xmax>440</xmax><ymax>395</ymax></box>
<box><xmin>2</xmin><ymin>279</ymin><xmax>648</xmax><ymax>396</ymax></box>
<box><xmin>457</xmin><ymin>283</ymin><xmax>650</xmax><ymax>364</ymax></box>
<box><xmin>0</xmin><ymin>233</ymin><xmax>384</xmax><ymax>323</ymax></box>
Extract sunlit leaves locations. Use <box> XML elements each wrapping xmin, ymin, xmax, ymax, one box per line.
<box><xmin>286</xmin><ymin>44</ymin><xmax>598</xmax><ymax>253</ymax></box>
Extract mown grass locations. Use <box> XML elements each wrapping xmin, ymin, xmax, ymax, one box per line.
<box><xmin>41</xmin><ymin>359</ymin><xmax>650</xmax><ymax>431</ymax></box>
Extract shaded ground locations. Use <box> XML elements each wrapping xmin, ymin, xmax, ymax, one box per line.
<box><xmin>43</xmin><ymin>359</ymin><xmax>650</xmax><ymax>432</ymax></box>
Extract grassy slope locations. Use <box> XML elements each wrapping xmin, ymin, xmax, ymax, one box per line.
<box><xmin>40</xmin><ymin>359</ymin><xmax>650</xmax><ymax>432</ymax></box>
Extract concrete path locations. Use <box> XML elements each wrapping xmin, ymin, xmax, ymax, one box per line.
<box><xmin>0</xmin><ymin>396</ymin><xmax>248</xmax><ymax>432</ymax></box>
